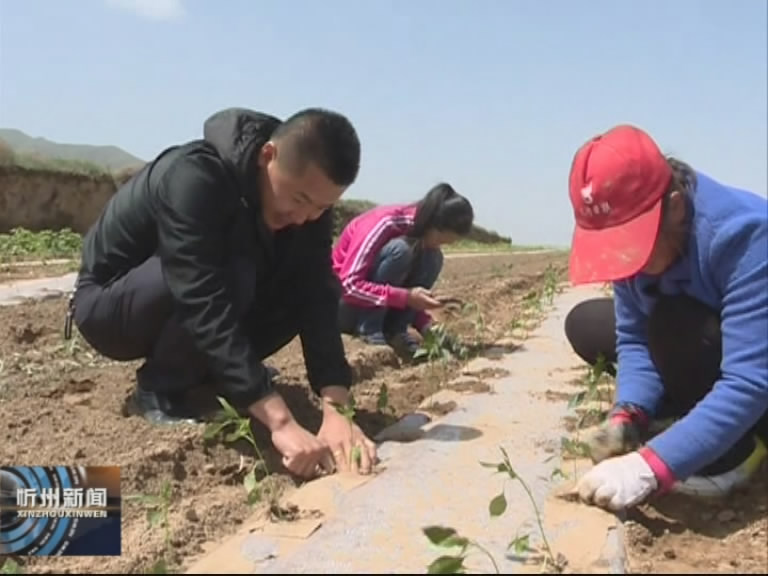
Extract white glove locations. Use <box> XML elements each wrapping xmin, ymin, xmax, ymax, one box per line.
<box><xmin>576</xmin><ymin>451</ymin><xmax>658</xmax><ymax>511</ymax></box>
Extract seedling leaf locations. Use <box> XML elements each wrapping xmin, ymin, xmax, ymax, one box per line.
<box><xmin>147</xmin><ymin>508</ymin><xmax>163</xmax><ymax>527</ymax></box>
<box><xmin>427</xmin><ymin>555</ymin><xmax>466</xmax><ymax>574</ymax></box>
<box><xmin>509</xmin><ymin>534</ymin><xmax>531</xmax><ymax>555</ymax></box>
<box><xmin>489</xmin><ymin>492</ymin><xmax>507</xmax><ymax>517</ymax></box>
<box><xmin>550</xmin><ymin>467</ymin><xmax>567</xmax><ymax>480</ymax></box>
<box><xmin>423</xmin><ymin>525</ymin><xmax>459</xmax><ymax>547</ymax></box>
<box><xmin>443</xmin><ymin>535</ymin><xmax>470</xmax><ymax>549</ymax></box>
<box><xmin>479</xmin><ymin>461</ymin><xmax>508</xmax><ymax>474</ymax></box>
<box><xmin>243</xmin><ymin>470</ymin><xmax>258</xmax><ymax>494</ymax></box>
<box><xmin>147</xmin><ymin>558</ymin><xmax>168</xmax><ymax>574</ymax></box>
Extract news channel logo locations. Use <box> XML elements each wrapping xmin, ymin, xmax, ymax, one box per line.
<box><xmin>0</xmin><ymin>466</ymin><xmax>121</xmax><ymax>556</ymax></box>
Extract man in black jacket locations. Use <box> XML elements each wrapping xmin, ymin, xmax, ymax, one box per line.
<box><xmin>71</xmin><ymin>107</ymin><xmax>376</xmax><ymax>479</ymax></box>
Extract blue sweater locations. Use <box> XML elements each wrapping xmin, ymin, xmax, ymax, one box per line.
<box><xmin>613</xmin><ymin>171</ymin><xmax>768</xmax><ymax>481</ymax></box>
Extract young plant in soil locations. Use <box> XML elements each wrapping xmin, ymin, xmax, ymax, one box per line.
<box><xmin>563</xmin><ymin>355</ymin><xmax>613</xmax><ymax>475</ymax></box>
<box><xmin>482</xmin><ymin>447</ymin><xmax>561</xmax><ymax>572</ymax></box>
<box><xmin>541</xmin><ymin>264</ymin><xmax>563</xmax><ymax>305</ymax></box>
<box><xmin>204</xmin><ymin>397</ymin><xmax>269</xmax><ymax>505</ymax></box>
<box><xmin>376</xmin><ymin>383</ymin><xmax>397</xmax><ymax>423</ymax></box>
<box><xmin>0</xmin><ymin>559</ymin><xmax>22</xmax><ymax>574</ymax></box>
<box><xmin>459</xmin><ymin>301</ymin><xmax>487</xmax><ymax>347</ymax></box>
<box><xmin>331</xmin><ymin>393</ymin><xmax>362</xmax><ymax>469</ymax></box>
<box><xmin>422</xmin><ymin>447</ymin><xmax>565</xmax><ymax>574</ymax></box>
<box><xmin>422</xmin><ymin>525</ymin><xmax>500</xmax><ymax>574</ymax></box>
<box><xmin>568</xmin><ymin>354</ymin><xmax>612</xmax><ymax>428</ymax></box>
<box><xmin>414</xmin><ymin>324</ymin><xmax>466</xmax><ymax>409</ymax></box>
<box><xmin>125</xmin><ymin>480</ymin><xmax>173</xmax><ymax>574</ymax></box>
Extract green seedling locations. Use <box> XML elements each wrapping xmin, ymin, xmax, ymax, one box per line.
<box><xmin>415</xmin><ymin>323</ymin><xmax>458</xmax><ymax>362</ymax></box>
<box><xmin>568</xmin><ymin>354</ymin><xmax>611</xmax><ymax>422</ymax></box>
<box><xmin>481</xmin><ymin>447</ymin><xmax>560</xmax><ymax>572</ymax></box>
<box><xmin>422</xmin><ymin>525</ymin><xmax>500</xmax><ymax>574</ymax></box>
<box><xmin>0</xmin><ymin>559</ymin><xmax>22</xmax><ymax>574</ymax></box>
<box><xmin>0</xmin><ymin>227</ymin><xmax>82</xmax><ymax>263</ymax></box>
<box><xmin>541</xmin><ymin>264</ymin><xmax>563</xmax><ymax>305</ymax></box>
<box><xmin>376</xmin><ymin>383</ymin><xmax>397</xmax><ymax>422</ymax></box>
<box><xmin>422</xmin><ymin>449</ymin><xmax>566</xmax><ymax>574</ymax></box>
<box><xmin>125</xmin><ymin>481</ymin><xmax>173</xmax><ymax>574</ymax></box>
<box><xmin>414</xmin><ymin>325</ymin><xmax>457</xmax><ymax>409</ymax></box>
<box><xmin>331</xmin><ymin>394</ymin><xmax>362</xmax><ymax>468</ymax></box>
<box><xmin>204</xmin><ymin>397</ymin><xmax>268</xmax><ymax>505</ymax></box>
<box><xmin>460</xmin><ymin>301</ymin><xmax>487</xmax><ymax>345</ymax></box>
<box><xmin>560</xmin><ymin>437</ymin><xmax>591</xmax><ymax>460</ymax></box>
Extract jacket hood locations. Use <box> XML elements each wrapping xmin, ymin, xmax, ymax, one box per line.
<box><xmin>202</xmin><ymin>108</ymin><xmax>281</xmax><ymax>201</ymax></box>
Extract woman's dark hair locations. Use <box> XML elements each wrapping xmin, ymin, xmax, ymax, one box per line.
<box><xmin>407</xmin><ymin>182</ymin><xmax>474</xmax><ymax>239</ymax></box>
<box><xmin>659</xmin><ymin>156</ymin><xmax>697</xmax><ymax>255</ymax></box>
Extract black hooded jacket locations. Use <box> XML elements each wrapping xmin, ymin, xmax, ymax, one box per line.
<box><xmin>78</xmin><ymin>108</ymin><xmax>352</xmax><ymax>406</ymax></box>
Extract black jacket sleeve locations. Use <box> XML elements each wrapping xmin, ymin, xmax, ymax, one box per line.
<box><xmin>154</xmin><ymin>150</ymin><xmax>273</xmax><ymax>407</ymax></box>
<box><xmin>297</xmin><ymin>209</ymin><xmax>353</xmax><ymax>395</ymax></box>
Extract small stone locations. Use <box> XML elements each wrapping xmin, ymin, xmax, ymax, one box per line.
<box><xmin>185</xmin><ymin>507</ymin><xmax>199</xmax><ymax>522</ymax></box>
<box><xmin>204</xmin><ymin>463</ymin><xmax>216</xmax><ymax>474</ymax></box>
<box><xmin>493</xmin><ymin>337</ymin><xmax>518</xmax><ymax>348</ymax></box>
<box><xmin>374</xmin><ymin>412</ymin><xmax>431</xmax><ymax>443</ymax></box>
<box><xmin>717</xmin><ymin>509</ymin><xmax>736</xmax><ymax>522</ymax></box>
<box><xmin>663</xmin><ymin>549</ymin><xmax>676</xmax><ymax>559</ymax></box>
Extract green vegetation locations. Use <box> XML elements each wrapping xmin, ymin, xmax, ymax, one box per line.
<box><xmin>0</xmin><ymin>228</ymin><xmax>82</xmax><ymax>262</ymax></box>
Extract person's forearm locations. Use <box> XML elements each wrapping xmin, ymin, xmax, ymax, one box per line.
<box><xmin>248</xmin><ymin>391</ymin><xmax>295</xmax><ymax>431</ymax></box>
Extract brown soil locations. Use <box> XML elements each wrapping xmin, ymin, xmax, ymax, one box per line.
<box><xmin>624</xmin><ymin>470</ymin><xmax>768</xmax><ymax>574</ymax></box>
<box><xmin>0</xmin><ymin>261</ymin><xmax>77</xmax><ymax>282</ymax></box>
<box><xmin>0</xmin><ymin>251</ymin><xmax>568</xmax><ymax>574</ymax></box>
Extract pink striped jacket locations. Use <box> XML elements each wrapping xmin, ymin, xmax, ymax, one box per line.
<box><xmin>331</xmin><ymin>203</ymin><xmax>432</xmax><ymax>332</ymax></box>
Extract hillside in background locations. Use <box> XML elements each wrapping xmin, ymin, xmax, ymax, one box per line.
<box><xmin>0</xmin><ymin>133</ymin><xmax>511</xmax><ymax>245</ymax></box>
<box><xmin>0</xmin><ymin>128</ymin><xmax>144</xmax><ymax>172</ymax></box>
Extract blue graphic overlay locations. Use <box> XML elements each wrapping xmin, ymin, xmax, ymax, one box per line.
<box><xmin>0</xmin><ymin>466</ymin><xmax>121</xmax><ymax>556</ymax></box>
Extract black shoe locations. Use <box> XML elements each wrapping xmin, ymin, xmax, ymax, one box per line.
<box><xmin>134</xmin><ymin>361</ymin><xmax>203</xmax><ymax>425</ymax></box>
<box><xmin>133</xmin><ymin>384</ymin><xmax>199</xmax><ymax>425</ymax></box>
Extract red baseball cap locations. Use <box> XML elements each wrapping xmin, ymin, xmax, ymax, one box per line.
<box><xmin>568</xmin><ymin>124</ymin><xmax>673</xmax><ymax>285</ymax></box>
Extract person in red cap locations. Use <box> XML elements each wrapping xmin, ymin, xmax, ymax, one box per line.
<box><xmin>563</xmin><ymin>124</ymin><xmax>767</xmax><ymax>511</ymax></box>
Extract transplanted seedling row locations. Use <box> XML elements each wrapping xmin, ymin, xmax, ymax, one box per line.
<box><xmin>422</xmin><ymin>447</ymin><xmax>568</xmax><ymax>574</ymax></box>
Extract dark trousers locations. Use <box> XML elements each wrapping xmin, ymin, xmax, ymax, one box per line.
<box><xmin>564</xmin><ymin>293</ymin><xmax>768</xmax><ymax>476</ymax></box>
<box><xmin>338</xmin><ymin>237</ymin><xmax>444</xmax><ymax>337</ymax></box>
<box><xmin>73</xmin><ymin>256</ymin><xmax>298</xmax><ymax>397</ymax></box>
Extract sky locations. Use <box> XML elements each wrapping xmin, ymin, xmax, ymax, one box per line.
<box><xmin>1</xmin><ymin>0</ymin><xmax>765</xmax><ymax>247</ymax></box>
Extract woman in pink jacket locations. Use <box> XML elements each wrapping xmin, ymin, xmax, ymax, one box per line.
<box><xmin>332</xmin><ymin>183</ymin><xmax>474</xmax><ymax>356</ymax></box>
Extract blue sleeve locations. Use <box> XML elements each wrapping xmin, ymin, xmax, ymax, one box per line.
<box><xmin>613</xmin><ymin>281</ymin><xmax>666</xmax><ymax>415</ymax></box>
<box><xmin>648</xmin><ymin>217</ymin><xmax>768</xmax><ymax>480</ymax></box>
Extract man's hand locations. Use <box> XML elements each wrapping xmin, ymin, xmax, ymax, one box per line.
<box><xmin>576</xmin><ymin>452</ymin><xmax>658</xmax><ymax>511</ymax></box>
<box><xmin>271</xmin><ymin>420</ymin><xmax>335</xmax><ymax>478</ymax></box>
<box><xmin>318</xmin><ymin>386</ymin><xmax>377</xmax><ymax>475</ymax></box>
<box><xmin>249</xmin><ymin>392</ymin><xmax>334</xmax><ymax>479</ymax></box>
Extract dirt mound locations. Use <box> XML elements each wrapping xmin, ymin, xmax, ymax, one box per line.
<box><xmin>625</xmin><ymin>470</ymin><xmax>768</xmax><ymax>573</ymax></box>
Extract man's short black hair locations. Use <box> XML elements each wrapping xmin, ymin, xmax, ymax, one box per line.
<box><xmin>271</xmin><ymin>108</ymin><xmax>361</xmax><ymax>187</ymax></box>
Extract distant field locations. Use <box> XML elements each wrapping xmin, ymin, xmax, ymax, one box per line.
<box><xmin>0</xmin><ymin>228</ymin><xmax>556</xmax><ymax>266</ymax></box>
